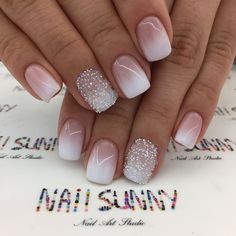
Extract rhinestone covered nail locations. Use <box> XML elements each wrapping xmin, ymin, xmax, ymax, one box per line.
<box><xmin>76</xmin><ymin>68</ymin><xmax>118</xmax><ymax>113</ymax></box>
<box><xmin>123</xmin><ymin>138</ymin><xmax>158</xmax><ymax>184</ymax></box>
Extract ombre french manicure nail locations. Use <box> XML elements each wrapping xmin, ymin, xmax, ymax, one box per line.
<box><xmin>58</xmin><ymin>119</ymin><xmax>84</xmax><ymax>161</ymax></box>
<box><xmin>137</xmin><ymin>16</ymin><xmax>171</xmax><ymax>62</ymax></box>
<box><xmin>86</xmin><ymin>139</ymin><xmax>118</xmax><ymax>185</ymax></box>
<box><xmin>174</xmin><ymin>112</ymin><xmax>203</xmax><ymax>149</ymax></box>
<box><xmin>76</xmin><ymin>68</ymin><xmax>118</xmax><ymax>113</ymax></box>
<box><xmin>123</xmin><ymin>138</ymin><xmax>159</xmax><ymax>185</ymax></box>
<box><xmin>25</xmin><ymin>64</ymin><xmax>61</xmax><ymax>102</ymax></box>
<box><xmin>112</xmin><ymin>55</ymin><xmax>150</xmax><ymax>98</ymax></box>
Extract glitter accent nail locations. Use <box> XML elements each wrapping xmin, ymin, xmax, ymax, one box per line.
<box><xmin>76</xmin><ymin>68</ymin><xmax>118</xmax><ymax>113</ymax></box>
<box><xmin>123</xmin><ymin>138</ymin><xmax>158</xmax><ymax>185</ymax></box>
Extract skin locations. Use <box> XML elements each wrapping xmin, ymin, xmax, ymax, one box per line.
<box><xmin>0</xmin><ymin>0</ymin><xmax>236</xmax><ymax>183</ymax></box>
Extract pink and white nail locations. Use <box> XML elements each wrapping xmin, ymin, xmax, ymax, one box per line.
<box><xmin>25</xmin><ymin>64</ymin><xmax>61</xmax><ymax>103</ymax></box>
<box><xmin>86</xmin><ymin>139</ymin><xmax>118</xmax><ymax>185</ymax></box>
<box><xmin>112</xmin><ymin>55</ymin><xmax>150</xmax><ymax>98</ymax></box>
<box><xmin>174</xmin><ymin>112</ymin><xmax>203</xmax><ymax>149</ymax></box>
<box><xmin>58</xmin><ymin>119</ymin><xmax>84</xmax><ymax>161</ymax></box>
<box><xmin>137</xmin><ymin>16</ymin><xmax>171</xmax><ymax>62</ymax></box>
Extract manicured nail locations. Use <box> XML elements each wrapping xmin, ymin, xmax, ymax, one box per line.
<box><xmin>25</xmin><ymin>64</ymin><xmax>61</xmax><ymax>102</ymax></box>
<box><xmin>174</xmin><ymin>112</ymin><xmax>203</xmax><ymax>149</ymax></box>
<box><xmin>76</xmin><ymin>68</ymin><xmax>118</xmax><ymax>113</ymax></box>
<box><xmin>58</xmin><ymin>119</ymin><xmax>84</xmax><ymax>161</ymax></box>
<box><xmin>137</xmin><ymin>16</ymin><xmax>171</xmax><ymax>62</ymax></box>
<box><xmin>86</xmin><ymin>139</ymin><xmax>118</xmax><ymax>185</ymax></box>
<box><xmin>112</xmin><ymin>55</ymin><xmax>150</xmax><ymax>98</ymax></box>
<box><xmin>123</xmin><ymin>138</ymin><xmax>158</xmax><ymax>185</ymax></box>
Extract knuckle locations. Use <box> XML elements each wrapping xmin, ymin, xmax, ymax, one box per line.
<box><xmin>102</xmin><ymin>104</ymin><xmax>132</xmax><ymax>127</ymax></box>
<box><xmin>192</xmin><ymin>82</ymin><xmax>219</xmax><ymax>104</ymax></box>
<box><xmin>2</xmin><ymin>0</ymin><xmax>36</xmax><ymax>15</ymax></box>
<box><xmin>87</xmin><ymin>13</ymin><xmax>122</xmax><ymax>48</ymax></box>
<box><xmin>0</xmin><ymin>34</ymin><xmax>23</xmax><ymax>63</ymax></box>
<box><xmin>143</xmin><ymin>105</ymin><xmax>174</xmax><ymax>124</ymax></box>
<box><xmin>50</xmin><ymin>36</ymin><xmax>81</xmax><ymax>62</ymax></box>
<box><xmin>206</xmin><ymin>31</ymin><xmax>235</xmax><ymax>68</ymax></box>
<box><xmin>166</xmin><ymin>22</ymin><xmax>202</xmax><ymax>69</ymax></box>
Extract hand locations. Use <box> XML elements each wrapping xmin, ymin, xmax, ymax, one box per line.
<box><xmin>0</xmin><ymin>0</ymin><xmax>172</xmax><ymax>112</ymax></box>
<box><xmin>57</xmin><ymin>0</ymin><xmax>236</xmax><ymax>185</ymax></box>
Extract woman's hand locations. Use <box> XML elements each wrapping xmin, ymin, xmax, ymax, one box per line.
<box><xmin>58</xmin><ymin>0</ymin><xmax>236</xmax><ymax>185</ymax></box>
<box><xmin>0</xmin><ymin>0</ymin><xmax>171</xmax><ymax>112</ymax></box>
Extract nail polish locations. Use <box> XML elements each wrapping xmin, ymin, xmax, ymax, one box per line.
<box><xmin>137</xmin><ymin>16</ymin><xmax>171</xmax><ymax>62</ymax></box>
<box><xmin>112</xmin><ymin>55</ymin><xmax>150</xmax><ymax>98</ymax></box>
<box><xmin>76</xmin><ymin>68</ymin><xmax>118</xmax><ymax>113</ymax></box>
<box><xmin>123</xmin><ymin>138</ymin><xmax>158</xmax><ymax>185</ymax></box>
<box><xmin>86</xmin><ymin>139</ymin><xmax>118</xmax><ymax>185</ymax></box>
<box><xmin>58</xmin><ymin>119</ymin><xmax>84</xmax><ymax>161</ymax></box>
<box><xmin>174</xmin><ymin>112</ymin><xmax>203</xmax><ymax>149</ymax></box>
<box><xmin>25</xmin><ymin>64</ymin><xmax>61</xmax><ymax>102</ymax></box>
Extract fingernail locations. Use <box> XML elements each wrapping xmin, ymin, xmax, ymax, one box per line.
<box><xmin>123</xmin><ymin>138</ymin><xmax>158</xmax><ymax>185</ymax></box>
<box><xmin>174</xmin><ymin>112</ymin><xmax>203</xmax><ymax>149</ymax></box>
<box><xmin>112</xmin><ymin>55</ymin><xmax>150</xmax><ymax>98</ymax></box>
<box><xmin>137</xmin><ymin>16</ymin><xmax>171</xmax><ymax>62</ymax></box>
<box><xmin>76</xmin><ymin>68</ymin><xmax>118</xmax><ymax>113</ymax></box>
<box><xmin>58</xmin><ymin>119</ymin><xmax>84</xmax><ymax>161</ymax></box>
<box><xmin>25</xmin><ymin>64</ymin><xmax>61</xmax><ymax>102</ymax></box>
<box><xmin>86</xmin><ymin>139</ymin><xmax>118</xmax><ymax>185</ymax></box>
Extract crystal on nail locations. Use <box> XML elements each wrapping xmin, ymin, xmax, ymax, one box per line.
<box><xmin>123</xmin><ymin>138</ymin><xmax>158</xmax><ymax>185</ymax></box>
<box><xmin>76</xmin><ymin>68</ymin><xmax>118</xmax><ymax>113</ymax></box>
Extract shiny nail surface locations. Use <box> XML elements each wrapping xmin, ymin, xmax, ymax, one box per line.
<box><xmin>174</xmin><ymin>112</ymin><xmax>202</xmax><ymax>149</ymax></box>
<box><xmin>25</xmin><ymin>64</ymin><xmax>60</xmax><ymax>102</ymax></box>
<box><xmin>112</xmin><ymin>55</ymin><xmax>150</xmax><ymax>98</ymax></box>
<box><xmin>123</xmin><ymin>138</ymin><xmax>158</xmax><ymax>185</ymax></box>
<box><xmin>137</xmin><ymin>16</ymin><xmax>171</xmax><ymax>62</ymax></box>
<box><xmin>86</xmin><ymin>139</ymin><xmax>118</xmax><ymax>185</ymax></box>
<box><xmin>58</xmin><ymin>119</ymin><xmax>84</xmax><ymax>161</ymax></box>
<box><xmin>76</xmin><ymin>68</ymin><xmax>118</xmax><ymax>113</ymax></box>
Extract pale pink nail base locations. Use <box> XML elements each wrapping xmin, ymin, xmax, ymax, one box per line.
<box><xmin>86</xmin><ymin>139</ymin><xmax>118</xmax><ymax>185</ymax></box>
<box><xmin>112</xmin><ymin>55</ymin><xmax>150</xmax><ymax>98</ymax></box>
<box><xmin>137</xmin><ymin>16</ymin><xmax>171</xmax><ymax>62</ymax></box>
<box><xmin>25</xmin><ymin>64</ymin><xmax>61</xmax><ymax>103</ymax></box>
<box><xmin>58</xmin><ymin>119</ymin><xmax>84</xmax><ymax>161</ymax></box>
<box><xmin>174</xmin><ymin>112</ymin><xmax>203</xmax><ymax>149</ymax></box>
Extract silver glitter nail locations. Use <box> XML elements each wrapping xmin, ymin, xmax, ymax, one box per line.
<box><xmin>76</xmin><ymin>68</ymin><xmax>118</xmax><ymax>113</ymax></box>
<box><xmin>123</xmin><ymin>138</ymin><xmax>158</xmax><ymax>185</ymax></box>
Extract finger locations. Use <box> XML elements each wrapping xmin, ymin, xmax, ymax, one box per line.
<box><xmin>173</xmin><ymin>0</ymin><xmax>236</xmax><ymax>149</ymax></box>
<box><xmin>123</xmin><ymin>0</ymin><xmax>221</xmax><ymax>184</ymax></box>
<box><xmin>84</xmin><ymin>97</ymin><xmax>140</xmax><ymax>185</ymax></box>
<box><xmin>0</xmin><ymin>10</ymin><xmax>62</xmax><ymax>102</ymax></box>
<box><xmin>58</xmin><ymin>90</ymin><xmax>95</xmax><ymax>160</ymax></box>
<box><xmin>58</xmin><ymin>0</ymin><xmax>151</xmax><ymax>99</ymax></box>
<box><xmin>1</xmin><ymin>0</ymin><xmax>117</xmax><ymax>112</ymax></box>
<box><xmin>113</xmin><ymin>0</ymin><xmax>173</xmax><ymax>61</ymax></box>
<box><xmin>165</xmin><ymin>0</ymin><xmax>175</xmax><ymax>12</ymax></box>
